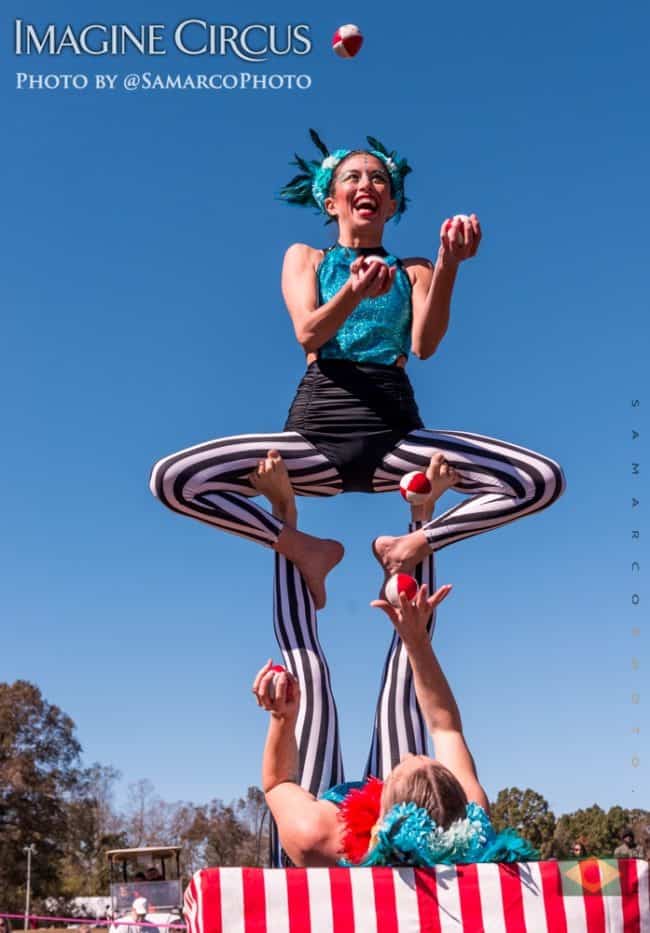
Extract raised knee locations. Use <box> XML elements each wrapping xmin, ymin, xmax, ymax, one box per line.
<box><xmin>541</xmin><ymin>456</ymin><xmax>566</xmax><ymax>498</ymax></box>
<box><xmin>149</xmin><ymin>456</ymin><xmax>167</xmax><ymax>500</ymax></box>
<box><xmin>529</xmin><ymin>455</ymin><xmax>566</xmax><ymax>504</ymax></box>
<box><xmin>149</xmin><ymin>452</ymin><xmax>183</xmax><ymax>504</ymax></box>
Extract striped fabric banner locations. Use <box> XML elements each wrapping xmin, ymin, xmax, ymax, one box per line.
<box><xmin>184</xmin><ymin>860</ymin><xmax>649</xmax><ymax>933</ymax></box>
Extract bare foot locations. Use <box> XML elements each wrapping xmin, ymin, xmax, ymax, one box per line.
<box><xmin>410</xmin><ymin>453</ymin><xmax>459</xmax><ymax>523</ymax></box>
<box><xmin>249</xmin><ymin>450</ymin><xmax>297</xmax><ymax>526</ymax></box>
<box><xmin>299</xmin><ymin>539</ymin><xmax>344</xmax><ymax>610</ymax></box>
<box><xmin>276</xmin><ymin>526</ymin><xmax>344</xmax><ymax>609</ymax></box>
<box><xmin>372</xmin><ymin>530</ymin><xmax>430</xmax><ymax>577</ymax></box>
<box><xmin>426</xmin><ymin>452</ymin><xmax>458</xmax><ymax>499</ymax></box>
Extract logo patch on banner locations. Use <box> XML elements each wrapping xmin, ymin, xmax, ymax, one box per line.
<box><xmin>560</xmin><ymin>859</ymin><xmax>622</xmax><ymax>896</ymax></box>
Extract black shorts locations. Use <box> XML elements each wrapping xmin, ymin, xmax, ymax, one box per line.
<box><xmin>284</xmin><ymin>359</ymin><xmax>424</xmax><ymax>492</ymax></box>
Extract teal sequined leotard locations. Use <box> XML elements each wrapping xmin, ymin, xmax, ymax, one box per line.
<box><xmin>318</xmin><ymin>245</ymin><xmax>412</xmax><ymax>365</ymax></box>
<box><xmin>284</xmin><ymin>244</ymin><xmax>423</xmax><ymax>492</ymax></box>
<box><xmin>284</xmin><ymin>243</ymin><xmax>424</xmax><ymax>492</ymax></box>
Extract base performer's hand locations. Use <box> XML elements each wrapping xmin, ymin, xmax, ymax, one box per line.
<box><xmin>252</xmin><ymin>660</ymin><xmax>300</xmax><ymax>720</ymax></box>
<box><xmin>371</xmin><ymin>584</ymin><xmax>453</xmax><ymax>640</ymax></box>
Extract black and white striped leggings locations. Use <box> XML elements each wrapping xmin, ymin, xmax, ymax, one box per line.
<box><xmin>149</xmin><ymin>427</ymin><xmax>565</xmax><ymax>552</ymax></box>
<box><xmin>273</xmin><ymin>521</ymin><xmax>435</xmax><ymax>796</ymax></box>
<box><xmin>269</xmin><ymin>523</ymin><xmax>435</xmax><ymax>865</ymax></box>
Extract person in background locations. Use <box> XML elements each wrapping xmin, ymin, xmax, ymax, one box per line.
<box><xmin>111</xmin><ymin>898</ymin><xmax>158</xmax><ymax>933</ymax></box>
<box><xmin>571</xmin><ymin>840</ymin><xmax>588</xmax><ymax>858</ymax></box>
<box><xmin>614</xmin><ymin>829</ymin><xmax>644</xmax><ymax>859</ymax></box>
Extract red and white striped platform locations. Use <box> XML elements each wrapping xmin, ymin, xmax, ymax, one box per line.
<box><xmin>184</xmin><ymin>860</ymin><xmax>649</xmax><ymax>932</ymax></box>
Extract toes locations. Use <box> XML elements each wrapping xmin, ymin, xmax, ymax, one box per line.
<box><xmin>427</xmin><ymin>453</ymin><xmax>446</xmax><ymax>481</ymax></box>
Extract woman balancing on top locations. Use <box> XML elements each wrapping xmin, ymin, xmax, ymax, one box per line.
<box><xmin>150</xmin><ymin>130</ymin><xmax>565</xmax><ymax>608</ymax></box>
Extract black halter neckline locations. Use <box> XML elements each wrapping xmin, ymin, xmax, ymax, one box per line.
<box><xmin>335</xmin><ymin>243</ymin><xmax>388</xmax><ymax>257</ymax></box>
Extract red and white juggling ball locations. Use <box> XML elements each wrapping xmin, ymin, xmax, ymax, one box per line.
<box><xmin>332</xmin><ymin>24</ymin><xmax>363</xmax><ymax>58</ymax></box>
<box><xmin>453</xmin><ymin>214</ymin><xmax>470</xmax><ymax>246</ymax></box>
<box><xmin>385</xmin><ymin>574</ymin><xmax>419</xmax><ymax>608</ymax></box>
<box><xmin>268</xmin><ymin>664</ymin><xmax>294</xmax><ymax>701</ymax></box>
<box><xmin>399</xmin><ymin>471</ymin><xmax>432</xmax><ymax>505</ymax></box>
<box><xmin>359</xmin><ymin>254</ymin><xmax>389</xmax><ymax>273</ymax></box>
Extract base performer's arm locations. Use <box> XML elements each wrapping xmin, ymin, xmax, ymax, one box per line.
<box><xmin>254</xmin><ymin>661</ymin><xmax>342</xmax><ymax>867</ymax></box>
<box><xmin>371</xmin><ymin>588</ymin><xmax>489</xmax><ymax>812</ymax></box>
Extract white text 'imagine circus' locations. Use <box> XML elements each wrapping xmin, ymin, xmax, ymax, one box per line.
<box><xmin>14</xmin><ymin>20</ymin><xmax>312</xmax><ymax>62</ymax></box>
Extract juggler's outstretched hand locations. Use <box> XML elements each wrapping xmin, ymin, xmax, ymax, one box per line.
<box><xmin>439</xmin><ymin>214</ymin><xmax>481</xmax><ymax>265</ymax></box>
<box><xmin>371</xmin><ymin>584</ymin><xmax>453</xmax><ymax>643</ymax></box>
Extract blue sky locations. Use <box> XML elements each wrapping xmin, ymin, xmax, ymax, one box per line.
<box><xmin>2</xmin><ymin>0</ymin><xmax>648</xmax><ymax>824</ymax></box>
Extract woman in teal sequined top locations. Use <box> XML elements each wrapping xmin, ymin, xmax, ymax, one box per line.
<box><xmin>281</xmin><ymin>150</ymin><xmax>473</xmax><ymax>495</ymax></box>
<box><xmin>315</xmin><ymin>242</ymin><xmax>413</xmax><ymax>366</ymax></box>
<box><xmin>282</xmin><ymin>151</ymin><xmax>461</xmax><ymax>369</ymax></box>
<box><xmin>150</xmin><ymin>134</ymin><xmax>565</xmax><ymax>612</ymax></box>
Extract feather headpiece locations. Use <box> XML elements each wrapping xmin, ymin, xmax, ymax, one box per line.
<box><xmin>335</xmin><ymin>780</ymin><xmax>539</xmax><ymax>867</ymax></box>
<box><xmin>279</xmin><ymin>129</ymin><xmax>412</xmax><ymax>223</ymax></box>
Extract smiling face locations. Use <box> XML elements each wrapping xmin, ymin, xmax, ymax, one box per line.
<box><xmin>324</xmin><ymin>153</ymin><xmax>396</xmax><ymax>229</ymax></box>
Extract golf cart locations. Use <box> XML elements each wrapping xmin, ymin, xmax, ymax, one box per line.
<box><xmin>107</xmin><ymin>846</ymin><xmax>184</xmax><ymax>929</ymax></box>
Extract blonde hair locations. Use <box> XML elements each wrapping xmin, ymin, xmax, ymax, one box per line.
<box><xmin>381</xmin><ymin>760</ymin><xmax>467</xmax><ymax>830</ymax></box>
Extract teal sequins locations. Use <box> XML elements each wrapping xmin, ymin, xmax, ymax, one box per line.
<box><xmin>318</xmin><ymin>245</ymin><xmax>412</xmax><ymax>366</ymax></box>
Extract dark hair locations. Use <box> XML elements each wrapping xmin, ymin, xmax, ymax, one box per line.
<box><xmin>381</xmin><ymin>760</ymin><xmax>468</xmax><ymax>830</ymax></box>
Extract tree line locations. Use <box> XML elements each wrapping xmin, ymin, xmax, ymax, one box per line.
<box><xmin>1</xmin><ymin>681</ymin><xmax>647</xmax><ymax>914</ymax></box>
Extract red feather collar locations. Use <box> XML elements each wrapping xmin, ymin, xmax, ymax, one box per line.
<box><xmin>338</xmin><ymin>777</ymin><xmax>384</xmax><ymax>864</ymax></box>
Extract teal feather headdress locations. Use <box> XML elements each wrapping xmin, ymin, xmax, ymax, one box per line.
<box><xmin>279</xmin><ymin>129</ymin><xmax>412</xmax><ymax>224</ymax></box>
<box><xmin>348</xmin><ymin>802</ymin><xmax>539</xmax><ymax>868</ymax></box>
